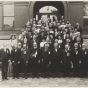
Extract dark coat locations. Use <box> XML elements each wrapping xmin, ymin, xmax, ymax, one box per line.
<box><xmin>11</xmin><ymin>48</ymin><xmax>20</xmax><ymax>62</ymax></box>
<box><xmin>72</xmin><ymin>49</ymin><xmax>81</xmax><ymax>66</ymax></box>
<box><xmin>21</xmin><ymin>49</ymin><xmax>29</xmax><ymax>62</ymax></box>
<box><xmin>41</xmin><ymin>49</ymin><xmax>51</xmax><ymax>66</ymax></box>
<box><xmin>62</xmin><ymin>50</ymin><xmax>71</xmax><ymax>65</ymax></box>
<box><xmin>51</xmin><ymin>48</ymin><xmax>62</xmax><ymax>65</ymax></box>
<box><xmin>1</xmin><ymin>48</ymin><xmax>10</xmax><ymax>65</ymax></box>
<box><xmin>81</xmin><ymin>49</ymin><xmax>88</xmax><ymax>66</ymax></box>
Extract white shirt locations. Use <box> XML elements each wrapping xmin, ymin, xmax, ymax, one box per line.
<box><xmin>40</xmin><ymin>42</ymin><xmax>46</xmax><ymax>48</ymax></box>
<box><xmin>58</xmin><ymin>40</ymin><xmax>62</xmax><ymax>44</ymax></box>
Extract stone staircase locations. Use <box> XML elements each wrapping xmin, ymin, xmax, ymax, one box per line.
<box><xmin>0</xmin><ymin>30</ymin><xmax>87</xmax><ymax>40</ymax></box>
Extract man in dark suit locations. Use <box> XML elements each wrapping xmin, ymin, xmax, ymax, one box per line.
<box><xmin>51</xmin><ymin>43</ymin><xmax>62</xmax><ymax>77</ymax></box>
<box><xmin>41</xmin><ymin>43</ymin><xmax>51</xmax><ymax>78</ymax></box>
<box><xmin>21</xmin><ymin>44</ymin><xmax>29</xmax><ymax>79</ymax></box>
<box><xmin>72</xmin><ymin>43</ymin><xmax>81</xmax><ymax>77</ymax></box>
<box><xmin>81</xmin><ymin>44</ymin><xmax>88</xmax><ymax>77</ymax></box>
<box><xmin>1</xmin><ymin>43</ymin><xmax>10</xmax><ymax>80</ymax></box>
<box><xmin>62</xmin><ymin>45</ymin><xmax>71</xmax><ymax>77</ymax></box>
<box><xmin>11</xmin><ymin>44</ymin><xmax>20</xmax><ymax>79</ymax></box>
<box><xmin>30</xmin><ymin>42</ymin><xmax>40</xmax><ymax>78</ymax></box>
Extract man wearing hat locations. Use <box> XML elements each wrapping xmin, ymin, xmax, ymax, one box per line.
<box><xmin>81</xmin><ymin>44</ymin><xmax>88</xmax><ymax>77</ymax></box>
<box><xmin>72</xmin><ymin>43</ymin><xmax>81</xmax><ymax>77</ymax></box>
<box><xmin>10</xmin><ymin>34</ymin><xmax>18</xmax><ymax>48</ymax></box>
<box><xmin>1</xmin><ymin>43</ymin><xmax>10</xmax><ymax>80</ymax></box>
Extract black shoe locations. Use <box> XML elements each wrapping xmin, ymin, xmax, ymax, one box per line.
<box><xmin>13</xmin><ymin>77</ymin><xmax>15</xmax><ymax>79</ymax></box>
<box><xmin>17</xmin><ymin>77</ymin><xmax>19</xmax><ymax>79</ymax></box>
<box><xmin>25</xmin><ymin>77</ymin><xmax>27</xmax><ymax>79</ymax></box>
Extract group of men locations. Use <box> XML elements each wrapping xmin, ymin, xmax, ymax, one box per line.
<box><xmin>0</xmin><ymin>16</ymin><xmax>88</xmax><ymax>81</ymax></box>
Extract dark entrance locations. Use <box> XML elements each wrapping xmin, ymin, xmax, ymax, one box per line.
<box><xmin>33</xmin><ymin>1</ymin><xmax>64</xmax><ymax>21</ymax></box>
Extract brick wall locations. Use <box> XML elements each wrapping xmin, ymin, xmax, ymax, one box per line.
<box><xmin>69</xmin><ymin>2</ymin><xmax>83</xmax><ymax>27</ymax></box>
<box><xmin>14</xmin><ymin>2</ymin><xmax>29</xmax><ymax>29</ymax></box>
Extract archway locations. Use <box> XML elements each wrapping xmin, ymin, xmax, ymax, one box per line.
<box><xmin>29</xmin><ymin>1</ymin><xmax>70</xmax><ymax>22</ymax></box>
<box><xmin>35</xmin><ymin>6</ymin><xmax>61</xmax><ymax>21</ymax></box>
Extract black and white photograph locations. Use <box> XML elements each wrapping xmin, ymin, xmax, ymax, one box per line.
<box><xmin>0</xmin><ymin>0</ymin><xmax>88</xmax><ymax>87</ymax></box>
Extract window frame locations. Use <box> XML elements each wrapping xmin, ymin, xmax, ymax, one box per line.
<box><xmin>2</xmin><ymin>2</ymin><xmax>15</xmax><ymax>30</ymax></box>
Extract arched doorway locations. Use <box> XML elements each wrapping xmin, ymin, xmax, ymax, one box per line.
<box><xmin>33</xmin><ymin>1</ymin><xmax>64</xmax><ymax>21</ymax></box>
<box><xmin>29</xmin><ymin>1</ymin><xmax>70</xmax><ymax>22</ymax></box>
<box><xmin>35</xmin><ymin>6</ymin><xmax>61</xmax><ymax>21</ymax></box>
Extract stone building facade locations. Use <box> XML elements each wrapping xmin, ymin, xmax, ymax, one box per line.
<box><xmin>0</xmin><ymin>1</ymin><xmax>87</xmax><ymax>34</ymax></box>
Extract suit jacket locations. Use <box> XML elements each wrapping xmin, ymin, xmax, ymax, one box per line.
<box><xmin>72</xmin><ymin>49</ymin><xmax>81</xmax><ymax>65</ymax></box>
<box><xmin>21</xmin><ymin>49</ymin><xmax>29</xmax><ymax>62</ymax></box>
<box><xmin>1</xmin><ymin>48</ymin><xmax>10</xmax><ymax>65</ymax></box>
<box><xmin>11</xmin><ymin>48</ymin><xmax>20</xmax><ymax>62</ymax></box>
<box><xmin>81</xmin><ymin>49</ymin><xmax>88</xmax><ymax>65</ymax></box>
<box><xmin>41</xmin><ymin>49</ymin><xmax>51</xmax><ymax>65</ymax></box>
<box><xmin>51</xmin><ymin>48</ymin><xmax>62</xmax><ymax>65</ymax></box>
<box><xmin>62</xmin><ymin>50</ymin><xmax>71</xmax><ymax>64</ymax></box>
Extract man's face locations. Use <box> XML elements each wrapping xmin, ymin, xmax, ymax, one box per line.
<box><xmin>33</xmin><ymin>35</ymin><xmax>36</xmax><ymax>40</ymax></box>
<box><xmin>33</xmin><ymin>44</ymin><xmax>37</xmax><ymax>49</ymax></box>
<box><xmin>18</xmin><ymin>44</ymin><xmax>21</xmax><ymax>49</ymax></box>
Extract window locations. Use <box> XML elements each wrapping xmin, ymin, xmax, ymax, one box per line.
<box><xmin>3</xmin><ymin>4</ymin><xmax>14</xmax><ymax>30</ymax></box>
<box><xmin>39</xmin><ymin>6</ymin><xmax>58</xmax><ymax>13</ymax></box>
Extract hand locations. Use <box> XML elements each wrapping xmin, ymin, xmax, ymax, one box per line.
<box><xmin>79</xmin><ymin>61</ymin><xmax>81</xmax><ymax>64</ymax></box>
<box><xmin>42</xmin><ymin>59</ymin><xmax>43</xmax><ymax>62</ymax></box>
<box><xmin>61</xmin><ymin>61</ymin><xmax>62</xmax><ymax>63</ymax></box>
<box><xmin>38</xmin><ymin>60</ymin><xmax>40</xmax><ymax>63</ymax></box>
<box><xmin>18</xmin><ymin>61</ymin><xmax>20</xmax><ymax>64</ymax></box>
<box><xmin>26</xmin><ymin>61</ymin><xmax>28</xmax><ymax>64</ymax></box>
<box><xmin>67</xmin><ymin>53</ymin><xmax>70</xmax><ymax>56</ymax></box>
<box><xmin>8</xmin><ymin>60</ymin><xmax>10</xmax><ymax>62</ymax></box>
<box><xmin>49</xmin><ymin>62</ymin><xmax>51</xmax><ymax>64</ymax></box>
<box><xmin>71</xmin><ymin>65</ymin><xmax>73</xmax><ymax>68</ymax></box>
<box><xmin>12</xmin><ymin>61</ymin><xmax>14</xmax><ymax>63</ymax></box>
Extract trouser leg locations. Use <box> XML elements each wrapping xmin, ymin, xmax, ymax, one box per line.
<box><xmin>2</xmin><ymin>66</ymin><xmax>4</xmax><ymax>80</ymax></box>
<box><xmin>12</xmin><ymin>64</ymin><xmax>16</xmax><ymax>78</ymax></box>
